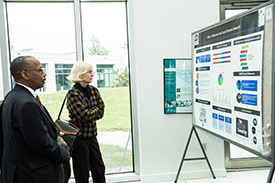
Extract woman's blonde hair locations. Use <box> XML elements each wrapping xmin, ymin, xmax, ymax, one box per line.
<box><xmin>67</xmin><ymin>61</ymin><xmax>93</xmax><ymax>83</ymax></box>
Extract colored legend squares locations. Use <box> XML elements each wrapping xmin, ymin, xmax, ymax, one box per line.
<box><xmin>240</xmin><ymin>46</ymin><xmax>249</xmax><ymax>70</ymax></box>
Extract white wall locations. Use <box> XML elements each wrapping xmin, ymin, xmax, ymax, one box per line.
<box><xmin>128</xmin><ymin>0</ymin><xmax>226</xmax><ymax>182</ymax></box>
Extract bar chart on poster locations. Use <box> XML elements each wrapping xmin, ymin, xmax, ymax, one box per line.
<box><xmin>192</xmin><ymin>2</ymin><xmax>274</xmax><ymax>159</ymax></box>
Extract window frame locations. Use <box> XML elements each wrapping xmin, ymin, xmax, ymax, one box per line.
<box><xmin>220</xmin><ymin>0</ymin><xmax>268</xmax><ymax>20</ymax></box>
<box><xmin>0</xmin><ymin>0</ymin><xmax>12</xmax><ymax>96</ymax></box>
<box><xmin>0</xmin><ymin>0</ymin><xmax>140</xmax><ymax>181</ymax></box>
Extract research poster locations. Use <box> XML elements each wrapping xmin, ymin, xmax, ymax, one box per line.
<box><xmin>193</xmin><ymin>9</ymin><xmax>265</xmax><ymax>153</ymax></box>
<box><xmin>164</xmin><ymin>59</ymin><xmax>192</xmax><ymax>114</ymax></box>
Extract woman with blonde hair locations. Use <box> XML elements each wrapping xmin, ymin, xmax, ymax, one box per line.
<box><xmin>67</xmin><ymin>61</ymin><xmax>105</xmax><ymax>183</ymax></box>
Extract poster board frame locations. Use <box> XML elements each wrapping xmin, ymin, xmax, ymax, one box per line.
<box><xmin>191</xmin><ymin>0</ymin><xmax>274</xmax><ymax>162</ymax></box>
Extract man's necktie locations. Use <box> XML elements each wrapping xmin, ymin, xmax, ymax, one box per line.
<box><xmin>36</xmin><ymin>95</ymin><xmax>44</xmax><ymax>109</ymax></box>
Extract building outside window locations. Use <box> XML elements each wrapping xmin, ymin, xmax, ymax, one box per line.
<box><xmin>97</xmin><ymin>64</ymin><xmax>114</xmax><ymax>88</ymax></box>
<box><xmin>38</xmin><ymin>63</ymin><xmax>47</xmax><ymax>92</ymax></box>
<box><xmin>55</xmin><ymin>64</ymin><xmax>73</xmax><ymax>91</ymax></box>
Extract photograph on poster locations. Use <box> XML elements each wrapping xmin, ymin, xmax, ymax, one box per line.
<box><xmin>164</xmin><ymin>58</ymin><xmax>192</xmax><ymax>114</ymax></box>
<box><xmin>192</xmin><ymin>5</ymin><xmax>272</xmax><ymax>157</ymax></box>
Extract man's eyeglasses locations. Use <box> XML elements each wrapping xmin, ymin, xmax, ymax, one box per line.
<box><xmin>24</xmin><ymin>68</ymin><xmax>44</xmax><ymax>74</ymax></box>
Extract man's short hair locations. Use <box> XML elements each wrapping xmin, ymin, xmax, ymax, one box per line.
<box><xmin>67</xmin><ymin>61</ymin><xmax>93</xmax><ymax>83</ymax></box>
<box><xmin>10</xmin><ymin>56</ymin><xmax>33</xmax><ymax>81</ymax></box>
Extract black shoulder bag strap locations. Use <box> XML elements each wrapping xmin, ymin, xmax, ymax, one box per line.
<box><xmin>57</xmin><ymin>94</ymin><xmax>67</xmax><ymax>120</ymax></box>
<box><xmin>57</xmin><ymin>93</ymin><xmax>82</xmax><ymax>130</ymax></box>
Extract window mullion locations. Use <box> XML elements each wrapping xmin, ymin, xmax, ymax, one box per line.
<box><xmin>0</xmin><ymin>0</ymin><xmax>12</xmax><ymax>95</ymax></box>
<box><xmin>74</xmin><ymin>0</ymin><xmax>84</xmax><ymax>61</ymax></box>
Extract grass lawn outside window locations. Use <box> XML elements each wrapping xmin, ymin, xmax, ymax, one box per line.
<box><xmin>40</xmin><ymin>86</ymin><xmax>133</xmax><ymax>173</ymax></box>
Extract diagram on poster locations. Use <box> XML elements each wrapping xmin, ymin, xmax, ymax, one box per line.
<box><xmin>193</xmin><ymin>8</ymin><xmax>267</xmax><ymax>154</ymax></box>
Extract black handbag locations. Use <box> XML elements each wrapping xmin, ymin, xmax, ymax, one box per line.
<box><xmin>55</xmin><ymin>94</ymin><xmax>81</xmax><ymax>152</ymax></box>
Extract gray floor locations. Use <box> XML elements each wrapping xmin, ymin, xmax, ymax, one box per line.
<box><xmin>78</xmin><ymin>132</ymin><xmax>274</xmax><ymax>182</ymax></box>
<box><xmin>126</xmin><ymin>168</ymin><xmax>275</xmax><ymax>183</ymax></box>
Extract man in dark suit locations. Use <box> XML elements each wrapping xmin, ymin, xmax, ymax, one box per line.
<box><xmin>1</xmin><ymin>56</ymin><xmax>67</xmax><ymax>183</ymax></box>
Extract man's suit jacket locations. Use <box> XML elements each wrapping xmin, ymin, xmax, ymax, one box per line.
<box><xmin>1</xmin><ymin>84</ymin><xmax>66</xmax><ymax>183</ymax></box>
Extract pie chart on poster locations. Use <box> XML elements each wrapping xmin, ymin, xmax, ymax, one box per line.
<box><xmin>218</xmin><ymin>74</ymin><xmax>223</xmax><ymax>86</ymax></box>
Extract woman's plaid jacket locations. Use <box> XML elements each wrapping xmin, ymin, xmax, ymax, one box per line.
<box><xmin>66</xmin><ymin>84</ymin><xmax>105</xmax><ymax>138</ymax></box>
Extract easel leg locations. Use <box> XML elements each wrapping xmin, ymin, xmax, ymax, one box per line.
<box><xmin>193</xmin><ymin>127</ymin><xmax>216</xmax><ymax>179</ymax></box>
<box><xmin>119</xmin><ymin>131</ymin><xmax>131</xmax><ymax>172</ymax></box>
<box><xmin>266</xmin><ymin>163</ymin><xmax>275</xmax><ymax>183</ymax></box>
<box><xmin>174</xmin><ymin>126</ymin><xmax>195</xmax><ymax>183</ymax></box>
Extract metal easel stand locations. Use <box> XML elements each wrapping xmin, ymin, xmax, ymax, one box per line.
<box><xmin>174</xmin><ymin>125</ymin><xmax>216</xmax><ymax>183</ymax></box>
<box><xmin>266</xmin><ymin>126</ymin><xmax>275</xmax><ymax>183</ymax></box>
<box><xmin>119</xmin><ymin>131</ymin><xmax>131</xmax><ymax>172</ymax></box>
<box><xmin>267</xmin><ymin>163</ymin><xmax>275</xmax><ymax>183</ymax></box>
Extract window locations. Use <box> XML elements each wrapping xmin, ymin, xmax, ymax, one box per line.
<box><xmin>4</xmin><ymin>0</ymin><xmax>134</xmax><ymax>180</ymax></box>
<box><xmin>7</xmin><ymin>3</ymin><xmax>76</xmax><ymax>56</ymax></box>
<box><xmin>81</xmin><ymin>2</ymin><xmax>133</xmax><ymax>174</ymax></box>
<box><xmin>55</xmin><ymin>64</ymin><xmax>73</xmax><ymax>91</ymax></box>
<box><xmin>7</xmin><ymin>2</ymin><xmax>76</xmax><ymax>93</ymax></box>
<box><xmin>97</xmin><ymin>64</ymin><xmax>114</xmax><ymax>88</ymax></box>
<box><xmin>0</xmin><ymin>47</ymin><xmax>3</xmax><ymax>99</ymax></box>
<box><xmin>225</xmin><ymin>9</ymin><xmax>248</xmax><ymax>19</ymax></box>
<box><xmin>81</xmin><ymin>3</ymin><xmax>128</xmax><ymax>57</ymax></box>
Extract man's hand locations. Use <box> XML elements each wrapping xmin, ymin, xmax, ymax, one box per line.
<box><xmin>57</xmin><ymin>136</ymin><xmax>70</xmax><ymax>160</ymax></box>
